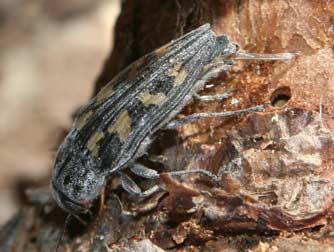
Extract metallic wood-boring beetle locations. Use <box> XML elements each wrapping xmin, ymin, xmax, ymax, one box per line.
<box><xmin>51</xmin><ymin>24</ymin><xmax>293</xmax><ymax>214</ymax></box>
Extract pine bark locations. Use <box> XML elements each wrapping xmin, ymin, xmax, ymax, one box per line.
<box><xmin>2</xmin><ymin>1</ymin><xmax>334</xmax><ymax>251</ymax></box>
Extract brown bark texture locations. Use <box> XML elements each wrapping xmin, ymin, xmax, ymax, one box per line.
<box><xmin>2</xmin><ymin>0</ymin><xmax>334</xmax><ymax>251</ymax></box>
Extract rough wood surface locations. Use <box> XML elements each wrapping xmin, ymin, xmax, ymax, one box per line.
<box><xmin>1</xmin><ymin>1</ymin><xmax>334</xmax><ymax>252</ymax></box>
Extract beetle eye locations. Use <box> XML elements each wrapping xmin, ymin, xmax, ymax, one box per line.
<box><xmin>64</xmin><ymin>175</ymin><xmax>71</xmax><ymax>185</ymax></box>
<box><xmin>74</xmin><ymin>184</ymin><xmax>83</xmax><ymax>193</ymax></box>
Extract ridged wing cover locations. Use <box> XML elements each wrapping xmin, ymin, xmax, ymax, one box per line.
<box><xmin>66</xmin><ymin>24</ymin><xmax>217</xmax><ymax>172</ymax></box>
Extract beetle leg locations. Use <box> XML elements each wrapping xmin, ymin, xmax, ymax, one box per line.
<box><xmin>99</xmin><ymin>187</ymin><xmax>105</xmax><ymax>214</ymax></box>
<box><xmin>166</xmin><ymin>169</ymin><xmax>222</xmax><ymax>186</ymax></box>
<box><xmin>191</xmin><ymin>61</ymin><xmax>233</xmax><ymax>91</ymax></box>
<box><xmin>120</xmin><ymin>172</ymin><xmax>165</xmax><ymax>198</ymax></box>
<box><xmin>130</xmin><ymin>162</ymin><xmax>221</xmax><ymax>187</ymax></box>
<box><xmin>129</xmin><ymin>163</ymin><xmax>160</xmax><ymax>179</ymax></box>
<box><xmin>193</xmin><ymin>88</ymin><xmax>234</xmax><ymax>102</ymax></box>
<box><xmin>164</xmin><ymin>103</ymin><xmax>268</xmax><ymax>129</ymax></box>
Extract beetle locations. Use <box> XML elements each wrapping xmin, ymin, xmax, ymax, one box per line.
<box><xmin>51</xmin><ymin>23</ymin><xmax>293</xmax><ymax>215</ymax></box>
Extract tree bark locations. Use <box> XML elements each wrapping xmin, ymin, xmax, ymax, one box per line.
<box><xmin>2</xmin><ymin>1</ymin><xmax>334</xmax><ymax>251</ymax></box>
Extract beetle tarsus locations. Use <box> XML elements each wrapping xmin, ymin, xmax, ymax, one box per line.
<box><xmin>165</xmin><ymin>103</ymin><xmax>268</xmax><ymax>129</ymax></box>
<box><xmin>120</xmin><ymin>173</ymin><xmax>165</xmax><ymax>198</ymax></box>
<box><xmin>193</xmin><ymin>88</ymin><xmax>234</xmax><ymax>101</ymax></box>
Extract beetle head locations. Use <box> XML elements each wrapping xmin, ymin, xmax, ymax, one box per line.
<box><xmin>51</xmin><ymin>138</ymin><xmax>106</xmax><ymax>214</ymax></box>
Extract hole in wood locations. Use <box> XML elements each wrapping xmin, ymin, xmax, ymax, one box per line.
<box><xmin>270</xmin><ymin>86</ymin><xmax>291</xmax><ymax>107</ymax></box>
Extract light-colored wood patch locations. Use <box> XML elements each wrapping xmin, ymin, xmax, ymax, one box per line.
<box><xmin>138</xmin><ymin>91</ymin><xmax>167</xmax><ymax>105</ymax></box>
<box><xmin>96</xmin><ymin>84</ymin><xmax>113</xmax><ymax>104</ymax></box>
<box><xmin>108</xmin><ymin>110</ymin><xmax>132</xmax><ymax>140</ymax></box>
<box><xmin>168</xmin><ymin>63</ymin><xmax>188</xmax><ymax>86</ymax></box>
<box><xmin>87</xmin><ymin>131</ymin><xmax>105</xmax><ymax>157</ymax></box>
<box><xmin>76</xmin><ymin>110</ymin><xmax>93</xmax><ymax>128</ymax></box>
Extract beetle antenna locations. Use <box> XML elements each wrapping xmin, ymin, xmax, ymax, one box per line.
<box><xmin>234</xmin><ymin>51</ymin><xmax>295</xmax><ymax>61</ymax></box>
<box><xmin>55</xmin><ymin>214</ymin><xmax>71</xmax><ymax>252</ymax></box>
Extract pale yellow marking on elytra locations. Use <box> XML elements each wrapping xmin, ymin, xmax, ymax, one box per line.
<box><xmin>108</xmin><ymin>110</ymin><xmax>132</xmax><ymax>140</ymax></box>
<box><xmin>138</xmin><ymin>91</ymin><xmax>168</xmax><ymax>105</ymax></box>
<box><xmin>76</xmin><ymin>110</ymin><xmax>93</xmax><ymax>128</ymax></box>
<box><xmin>168</xmin><ymin>63</ymin><xmax>188</xmax><ymax>86</ymax></box>
<box><xmin>87</xmin><ymin>131</ymin><xmax>105</xmax><ymax>157</ymax></box>
<box><xmin>129</xmin><ymin>58</ymin><xmax>145</xmax><ymax>77</ymax></box>
<box><xmin>155</xmin><ymin>42</ymin><xmax>171</xmax><ymax>57</ymax></box>
<box><xmin>96</xmin><ymin>84</ymin><xmax>113</xmax><ymax>104</ymax></box>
